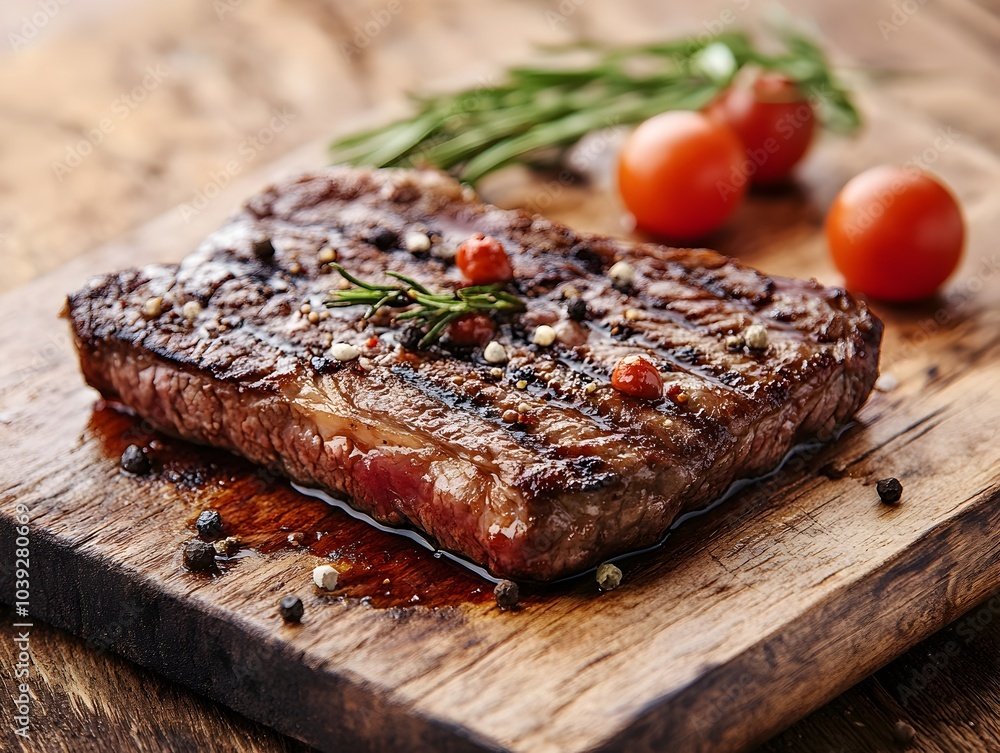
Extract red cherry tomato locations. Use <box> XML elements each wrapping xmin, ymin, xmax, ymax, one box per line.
<box><xmin>826</xmin><ymin>166</ymin><xmax>964</xmax><ymax>301</ymax></box>
<box><xmin>617</xmin><ymin>111</ymin><xmax>747</xmax><ymax>241</ymax></box>
<box><xmin>446</xmin><ymin>313</ymin><xmax>495</xmax><ymax>346</ymax></box>
<box><xmin>706</xmin><ymin>72</ymin><xmax>816</xmax><ymax>184</ymax></box>
<box><xmin>456</xmin><ymin>234</ymin><xmax>513</xmax><ymax>285</ymax></box>
<box><xmin>611</xmin><ymin>355</ymin><xmax>663</xmax><ymax>400</ymax></box>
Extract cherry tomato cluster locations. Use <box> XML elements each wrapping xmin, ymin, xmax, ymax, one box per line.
<box><xmin>617</xmin><ymin>72</ymin><xmax>965</xmax><ymax>301</ymax></box>
<box><xmin>617</xmin><ymin>72</ymin><xmax>817</xmax><ymax>243</ymax></box>
<box><xmin>705</xmin><ymin>72</ymin><xmax>817</xmax><ymax>186</ymax></box>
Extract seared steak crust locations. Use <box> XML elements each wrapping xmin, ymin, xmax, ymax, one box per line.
<box><xmin>67</xmin><ymin>167</ymin><xmax>882</xmax><ymax>580</ymax></box>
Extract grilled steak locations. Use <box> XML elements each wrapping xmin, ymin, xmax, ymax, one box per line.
<box><xmin>67</xmin><ymin>167</ymin><xmax>882</xmax><ymax>581</ymax></box>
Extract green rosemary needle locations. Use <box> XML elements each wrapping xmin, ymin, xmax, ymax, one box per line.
<box><xmin>323</xmin><ymin>265</ymin><xmax>526</xmax><ymax>348</ymax></box>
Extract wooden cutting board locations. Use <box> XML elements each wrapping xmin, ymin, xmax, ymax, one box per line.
<box><xmin>3</xmin><ymin>71</ymin><xmax>1000</xmax><ymax>753</ymax></box>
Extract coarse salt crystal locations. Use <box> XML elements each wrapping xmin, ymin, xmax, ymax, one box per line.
<box><xmin>330</xmin><ymin>342</ymin><xmax>360</xmax><ymax>361</ymax></box>
<box><xmin>143</xmin><ymin>297</ymin><xmax>163</xmax><ymax>318</ymax></box>
<box><xmin>404</xmin><ymin>230</ymin><xmax>431</xmax><ymax>253</ymax></box>
<box><xmin>608</xmin><ymin>261</ymin><xmax>635</xmax><ymax>289</ymax></box>
<box><xmin>532</xmin><ymin>325</ymin><xmax>556</xmax><ymax>347</ymax></box>
<box><xmin>313</xmin><ymin>565</ymin><xmax>339</xmax><ymax>591</ymax></box>
<box><xmin>483</xmin><ymin>341</ymin><xmax>507</xmax><ymax>364</ymax></box>
<box><xmin>744</xmin><ymin>324</ymin><xmax>769</xmax><ymax>350</ymax></box>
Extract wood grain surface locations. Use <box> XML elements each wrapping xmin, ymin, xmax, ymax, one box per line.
<box><xmin>2</xmin><ymin>0</ymin><xmax>1000</xmax><ymax>751</ymax></box>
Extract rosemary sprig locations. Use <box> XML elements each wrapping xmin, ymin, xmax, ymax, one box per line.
<box><xmin>330</xmin><ymin>28</ymin><xmax>860</xmax><ymax>184</ymax></box>
<box><xmin>324</xmin><ymin>265</ymin><xmax>526</xmax><ymax>348</ymax></box>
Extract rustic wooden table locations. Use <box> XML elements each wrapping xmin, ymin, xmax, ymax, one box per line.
<box><xmin>2</xmin><ymin>0</ymin><xmax>999</xmax><ymax>751</ymax></box>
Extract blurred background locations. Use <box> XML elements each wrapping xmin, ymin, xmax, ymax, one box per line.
<box><xmin>1</xmin><ymin>1</ymin><xmax>998</xmax><ymax>751</ymax></box>
<box><xmin>1</xmin><ymin>0</ymin><xmax>996</xmax><ymax>294</ymax></box>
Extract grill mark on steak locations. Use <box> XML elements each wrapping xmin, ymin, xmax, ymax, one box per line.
<box><xmin>582</xmin><ymin>321</ymin><xmax>740</xmax><ymax>391</ymax></box>
<box><xmin>389</xmin><ymin>359</ymin><xmax>642</xmax><ymax>472</ymax></box>
<box><xmin>537</xmin><ymin>345</ymin><xmax>738</xmax><ymax>454</ymax></box>
<box><xmin>66</xmin><ymin>166</ymin><xmax>882</xmax><ymax>580</ymax></box>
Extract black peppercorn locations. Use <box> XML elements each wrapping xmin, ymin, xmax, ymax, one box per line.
<box><xmin>369</xmin><ymin>228</ymin><xmax>398</xmax><ymax>251</ymax></box>
<box><xmin>120</xmin><ymin>444</ymin><xmax>151</xmax><ymax>475</ymax></box>
<box><xmin>279</xmin><ymin>595</ymin><xmax>304</xmax><ymax>623</ymax></box>
<box><xmin>569</xmin><ymin>243</ymin><xmax>603</xmax><ymax>273</ymax></box>
<box><xmin>183</xmin><ymin>540</ymin><xmax>216</xmax><ymax>572</ymax></box>
<box><xmin>494</xmin><ymin>580</ymin><xmax>519</xmax><ymax>610</ymax></box>
<box><xmin>196</xmin><ymin>510</ymin><xmax>224</xmax><ymax>539</ymax></box>
<box><xmin>566</xmin><ymin>298</ymin><xmax>589</xmax><ymax>322</ymax></box>
<box><xmin>252</xmin><ymin>237</ymin><xmax>276</xmax><ymax>261</ymax></box>
<box><xmin>398</xmin><ymin>324</ymin><xmax>424</xmax><ymax>351</ymax></box>
<box><xmin>877</xmin><ymin>477</ymin><xmax>903</xmax><ymax>505</ymax></box>
<box><xmin>674</xmin><ymin>346</ymin><xmax>700</xmax><ymax>364</ymax></box>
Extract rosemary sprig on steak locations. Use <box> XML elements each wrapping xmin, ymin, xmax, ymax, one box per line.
<box><xmin>324</xmin><ymin>265</ymin><xmax>526</xmax><ymax>348</ymax></box>
<box><xmin>329</xmin><ymin>28</ymin><xmax>859</xmax><ymax>183</ymax></box>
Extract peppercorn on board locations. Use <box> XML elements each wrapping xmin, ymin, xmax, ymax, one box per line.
<box><xmin>3</xmin><ymin>98</ymin><xmax>1000</xmax><ymax>753</ymax></box>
